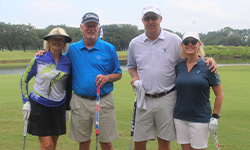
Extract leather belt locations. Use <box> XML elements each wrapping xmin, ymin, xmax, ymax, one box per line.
<box><xmin>75</xmin><ymin>93</ymin><xmax>109</xmax><ymax>100</ymax></box>
<box><xmin>145</xmin><ymin>86</ymin><xmax>176</xmax><ymax>98</ymax></box>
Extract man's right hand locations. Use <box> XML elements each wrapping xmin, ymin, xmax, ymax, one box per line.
<box><xmin>128</xmin><ymin>68</ymin><xmax>140</xmax><ymax>91</ymax></box>
<box><xmin>131</xmin><ymin>77</ymin><xmax>140</xmax><ymax>91</ymax></box>
<box><xmin>36</xmin><ymin>50</ymin><xmax>46</xmax><ymax>56</ymax></box>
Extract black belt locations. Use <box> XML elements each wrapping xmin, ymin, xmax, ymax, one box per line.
<box><xmin>145</xmin><ymin>86</ymin><xmax>176</xmax><ymax>98</ymax></box>
<box><xmin>75</xmin><ymin>93</ymin><xmax>109</xmax><ymax>100</ymax></box>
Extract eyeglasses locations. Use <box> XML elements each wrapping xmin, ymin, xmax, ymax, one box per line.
<box><xmin>84</xmin><ymin>24</ymin><xmax>98</xmax><ymax>28</ymax></box>
<box><xmin>51</xmin><ymin>37</ymin><xmax>65</xmax><ymax>42</ymax></box>
<box><xmin>142</xmin><ymin>15</ymin><xmax>161</xmax><ymax>22</ymax></box>
<box><xmin>183</xmin><ymin>39</ymin><xmax>198</xmax><ymax>46</ymax></box>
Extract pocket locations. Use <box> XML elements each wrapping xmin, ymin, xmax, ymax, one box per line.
<box><xmin>70</xmin><ymin>94</ymin><xmax>80</xmax><ymax>110</ymax></box>
<box><xmin>100</xmin><ymin>93</ymin><xmax>114</xmax><ymax>110</ymax></box>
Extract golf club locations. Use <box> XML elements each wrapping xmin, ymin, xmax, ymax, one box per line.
<box><xmin>95</xmin><ymin>85</ymin><xmax>100</xmax><ymax>150</ymax></box>
<box><xmin>129</xmin><ymin>98</ymin><xmax>137</xmax><ymax>150</ymax></box>
<box><xmin>23</xmin><ymin>119</ymin><xmax>28</xmax><ymax>150</ymax></box>
<box><xmin>213</xmin><ymin>132</ymin><xmax>220</xmax><ymax>150</ymax></box>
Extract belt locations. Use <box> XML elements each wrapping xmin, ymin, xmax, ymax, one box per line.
<box><xmin>75</xmin><ymin>93</ymin><xmax>109</xmax><ymax>100</ymax></box>
<box><xmin>145</xmin><ymin>86</ymin><xmax>176</xmax><ymax>98</ymax></box>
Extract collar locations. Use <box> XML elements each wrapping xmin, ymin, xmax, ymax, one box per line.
<box><xmin>143</xmin><ymin>28</ymin><xmax>165</xmax><ymax>42</ymax></box>
<box><xmin>79</xmin><ymin>37</ymin><xmax>101</xmax><ymax>51</ymax></box>
<box><xmin>47</xmin><ymin>50</ymin><xmax>55</xmax><ymax>59</ymax></box>
<box><xmin>184</xmin><ymin>56</ymin><xmax>204</xmax><ymax>65</ymax></box>
<box><xmin>47</xmin><ymin>50</ymin><xmax>62</xmax><ymax>60</ymax></box>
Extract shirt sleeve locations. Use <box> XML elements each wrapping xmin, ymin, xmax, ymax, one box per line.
<box><xmin>110</xmin><ymin>46</ymin><xmax>122</xmax><ymax>74</ymax></box>
<box><xmin>20</xmin><ymin>56</ymin><xmax>37</xmax><ymax>104</ymax></box>
<box><xmin>127</xmin><ymin>41</ymin><xmax>137</xmax><ymax>68</ymax></box>
<box><xmin>207</xmin><ymin>69</ymin><xmax>221</xmax><ymax>87</ymax></box>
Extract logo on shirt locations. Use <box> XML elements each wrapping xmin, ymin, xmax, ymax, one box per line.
<box><xmin>162</xmin><ymin>48</ymin><xmax>167</xmax><ymax>53</ymax></box>
<box><xmin>197</xmin><ymin>70</ymin><xmax>200</xmax><ymax>74</ymax></box>
<box><xmin>96</xmin><ymin>55</ymin><xmax>102</xmax><ymax>60</ymax></box>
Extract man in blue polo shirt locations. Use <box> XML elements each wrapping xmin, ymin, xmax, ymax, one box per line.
<box><xmin>64</xmin><ymin>12</ymin><xmax>122</xmax><ymax>150</ymax></box>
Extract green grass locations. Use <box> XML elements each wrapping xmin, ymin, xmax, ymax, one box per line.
<box><xmin>0</xmin><ymin>66</ymin><xmax>250</xmax><ymax>149</ymax></box>
<box><xmin>0</xmin><ymin>50</ymin><xmax>37</xmax><ymax>60</ymax></box>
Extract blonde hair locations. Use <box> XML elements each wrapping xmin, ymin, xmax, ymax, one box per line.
<box><xmin>180</xmin><ymin>41</ymin><xmax>205</xmax><ymax>58</ymax></box>
<box><xmin>43</xmin><ymin>27</ymin><xmax>69</xmax><ymax>54</ymax></box>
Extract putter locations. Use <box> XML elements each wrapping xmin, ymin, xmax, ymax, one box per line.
<box><xmin>129</xmin><ymin>98</ymin><xmax>137</xmax><ymax>150</ymax></box>
<box><xmin>95</xmin><ymin>85</ymin><xmax>100</xmax><ymax>150</ymax></box>
<box><xmin>213</xmin><ymin>132</ymin><xmax>220</xmax><ymax>150</ymax></box>
<box><xmin>23</xmin><ymin>119</ymin><xmax>28</xmax><ymax>150</ymax></box>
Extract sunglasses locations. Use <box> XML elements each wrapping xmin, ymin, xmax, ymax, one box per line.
<box><xmin>51</xmin><ymin>37</ymin><xmax>65</xmax><ymax>42</ymax></box>
<box><xmin>85</xmin><ymin>24</ymin><xmax>98</xmax><ymax>28</ymax></box>
<box><xmin>183</xmin><ymin>39</ymin><xmax>198</xmax><ymax>46</ymax></box>
<box><xmin>142</xmin><ymin>15</ymin><xmax>161</xmax><ymax>22</ymax></box>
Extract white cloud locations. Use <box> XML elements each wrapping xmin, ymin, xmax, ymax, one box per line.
<box><xmin>159</xmin><ymin>0</ymin><xmax>250</xmax><ymax>33</ymax></box>
<box><xmin>2</xmin><ymin>0</ymin><xmax>249</xmax><ymax>33</ymax></box>
<box><xmin>164</xmin><ymin>0</ymin><xmax>229</xmax><ymax>20</ymax></box>
<box><xmin>21</xmin><ymin>0</ymin><xmax>75</xmax><ymax>28</ymax></box>
<box><xmin>22</xmin><ymin>0</ymin><xmax>73</xmax><ymax>13</ymax></box>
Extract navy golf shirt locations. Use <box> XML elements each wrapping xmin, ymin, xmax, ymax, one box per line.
<box><xmin>174</xmin><ymin>57</ymin><xmax>221</xmax><ymax>123</ymax></box>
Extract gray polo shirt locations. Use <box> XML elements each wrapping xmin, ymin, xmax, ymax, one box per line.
<box><xmin>127</xmin><ymin>29</ymin><xmax>182</xmax><ymax>94</ymax></box>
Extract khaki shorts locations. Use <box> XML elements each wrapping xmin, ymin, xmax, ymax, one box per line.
<box><xmin>134</xmin><ymin>90</ymin><xmax>177</xmax><ymax>142</ymax></box>
<box><xmin>174</xmin><ymin>118</ymin><xmax>209</xmax><ymax>149</ymax></box>
<box><xmin>69</xmin><ymin>93</ymin><xmax>119</xmax><ymax>143</ymax></box>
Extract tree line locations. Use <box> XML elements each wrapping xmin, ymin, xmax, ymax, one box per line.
<box><xmin>1</xmin><ymin>22</ymin><xmax>250</xmax><ymax>52</ymax></box>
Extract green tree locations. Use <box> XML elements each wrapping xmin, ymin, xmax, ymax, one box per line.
<box><xmin>17</xmin><ymin>24</ymin><xmax>40</xmax><ymax>51</ymax></box>
<box><xmin>102</xmin><ymin>24</ymin><xmax>140</xmax><ymax>51</ymax></box>
<box><xmin>36</xmin><ymin>28</ymin><xmax>49</xmax><ymax>50</ymax></box>
<box><xmin>4</xmin><ymin>24</ymin><xmax>20</xmax><ymax>51</ymax></box>
<box><xmin>0</xmin><ymin>22</ymin><xmax>6</xmax><ymax>51</ymax></box>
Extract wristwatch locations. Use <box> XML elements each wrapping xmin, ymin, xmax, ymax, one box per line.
<box><xmin>212</xmin><ymin>114</ymin><xmax>220</xmax><ymax>119</ymax></box>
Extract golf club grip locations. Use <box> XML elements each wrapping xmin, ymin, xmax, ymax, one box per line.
<box><xmin>23</xmin><ymin>119</ymin><xmax>28</xmax><ymax>136</ymax></box>
<box><xmin>130</xmin><ymin>101</ymin><xmax>137</xmax><ymax>136</ymax></box>
<box><xmin>96</xmin><ymin>135</ymin><xmax>98</xmax><ymax>150</ymax></box>
<box><xmin>213</xmin><ymin>133</ymin><xmax>220</xmax><ymax>150</ymax></box>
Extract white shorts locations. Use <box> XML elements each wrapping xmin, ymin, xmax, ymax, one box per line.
<box><xmin>134</xmin><ymin>90</ymin><xmax>177</xmax><ymax>142</ymax></box>
<box><xmin>174</xmin><ymin>118</ymin><xmax>209</xmax><ymax>149</ymax></box>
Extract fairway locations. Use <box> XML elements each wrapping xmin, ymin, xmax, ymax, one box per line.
<box><xmin>0</xmin><ymin>66</ymin><xmax>249</xmax><ymax>149</ymax></box>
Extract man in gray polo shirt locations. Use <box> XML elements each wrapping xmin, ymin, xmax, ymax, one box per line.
<box><xmin>127</xmin><ymin>3</ymin><xmax>217</xmax><ymax>150</ymax></box>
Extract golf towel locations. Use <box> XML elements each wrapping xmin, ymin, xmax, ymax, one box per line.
<box><xmin>134</xmin><ymin>80</ymin><xmax>146</xmax><ymax>110</ymax></box>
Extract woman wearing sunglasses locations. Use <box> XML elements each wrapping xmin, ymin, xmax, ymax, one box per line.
<box><xmin>173</xmin><ymin>31</ymin><xmax>224</xmax><ymax>150</ymax></box>
<box><xmin>21</xmin><ymin>27</ymin><xmax>72</xmax><ymax>150</ymax></box>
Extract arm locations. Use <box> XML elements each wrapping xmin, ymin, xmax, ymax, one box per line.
<box><xmin>35</xmin><ymin>50</ymin><xmax>46</xmax><ymax>56</ymax></box>
<box><xmin>128</xmin><ymin>68</ymin><xmax>140</xmax><ymax>90</ymax></box>
<box><xmin>211</xmin><ymin>84</ymin><xmax>224</xmax><ymax>115</ymax></box>
<box><xmin>96</xmin><ymin>73</ymin><xmax>122</xmax><ymax>88</ymax></box>
<box><xmin>21</xmin><ymin>57</ymin><xmax>37</xmax><ymax>120</ymax></box>
<box><xmin>65</xmin><ymin>73</ymin><xmax>72</xmax><ymax>110</ymax></box>
<box><xmin>20</xmin><ymin>57</ymin><xmax>37</xmax><ymax>104</ymax></box>
<box><xmin>204</xmin><ymin>57</ymin><xmax>218</xmax><ymax>73</ymax></box>
<box><xmin>209</xmin><ymin>83</ymin><xmax>224</xmax><ymax>134</ymax></box>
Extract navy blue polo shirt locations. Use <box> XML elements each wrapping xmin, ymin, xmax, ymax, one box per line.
<box><xmin>174</xmin><ymin>57</ymin><xmax>221</xmax><ymax>123</ymax></box>
<box><xmin>65</xmin><ymin>37</ymin><xmax>122</xmax><ymax>96</ymax></box>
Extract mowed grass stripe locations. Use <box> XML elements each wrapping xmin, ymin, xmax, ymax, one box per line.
<box><xmin>0</xmin><ymin>65</ymin><xmax>249</xmax><ymax>149</ymax></box>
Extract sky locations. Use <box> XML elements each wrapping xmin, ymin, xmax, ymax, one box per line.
<box><xmin>1</xmin><ymin>0</ymin><xmax>250</xmax><ymax>34</ymax></box>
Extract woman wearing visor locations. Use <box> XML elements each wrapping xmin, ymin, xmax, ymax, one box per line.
<box><xmin>174</xmin><ymin>31</ymin><xmax>224</xmax><ymax>150</ymax></box>
<box><xmin>21</xmin><ymin>27</ymin><xmax>72</xmax><ymax>150</ymax></box>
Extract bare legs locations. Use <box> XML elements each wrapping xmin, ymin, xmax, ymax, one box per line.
<box><xmin>39</xmin><ymin>136</ymin><xmax>59</xmax><ymax>150</ymax></box>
